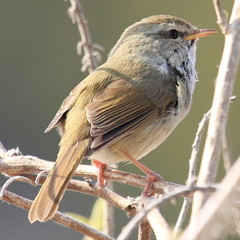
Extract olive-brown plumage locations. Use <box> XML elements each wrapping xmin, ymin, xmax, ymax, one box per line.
<box><xmin>28</xmin><ymin>15</ymin><xmax>216</xmax><ymax>223</ymax></box>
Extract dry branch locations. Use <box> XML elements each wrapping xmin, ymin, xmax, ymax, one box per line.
<box><xmin>191</xmin><ymin>0</ymin><xmax>240</xmax><ymax>224</ymax></box>
<box><xmin>1</xmin><ymin>188</ymin><xmax>113</xmax><ymax>240</ymax></box>
<box><xmin>180</xmin><ymin>156</ymin><xmax>240</xmax><ymax>240</ymax></box>
<box><xmin>138</xmin><ymin>219</ymin><xmax>151</xmax><ymax>240</ymax></box>
<box><xmin>116</xmin><ymin>187</ymin><xmax>216</xmax><ymax>240</ymax></box>
<box><xmin>0</xmin><ymin>145</ymin><xmax>187</xmax><ymax>198</ymax></box>
<box><xmin>68</xmin><ymin>0</ymin><xmax>103</xmax><ymax>73</ymax></box>
<box><xmin>174</xmin><ymin>109</ymin><xmax>211</xmax><ymax>235</ymax></box>
<box><xmin>146</xmin><ymin>198</ymin><xmax>171</xmax><ymax>240</ymax></box>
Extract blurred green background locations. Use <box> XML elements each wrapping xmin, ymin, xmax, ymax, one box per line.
<box><xmin>1</xmin><ymin>1</ymin><xmax>239</xmax><ymax>239</ymax></box>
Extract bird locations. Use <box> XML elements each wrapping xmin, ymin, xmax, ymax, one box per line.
<box><xmin>28</xmin><ymin>15</ymin><xmax>216</xmax><ymax>223</ymax></box>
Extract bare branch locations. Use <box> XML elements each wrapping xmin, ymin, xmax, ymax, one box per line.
<box><xmin>102</xmin><ymin>181</ymin><xmax>115</xmax><ymax>237</ymax></box>
<box><xmin>233</xmin><ymin>208</ymin><xmax>240</xmax><ymax>237</ymax></box>
<box><xmin>191</xmin><ymin>0</ymin><xmax>240</xmax><ymax>222</ymax></box>
<box><xmin>138</xmin><ymin>218</ymin><xmax>151</xmax><ymax>240</ymax></box>
<box><xmin>1</xmin><ymin>188</ymin><xmax>113</xmax><ymax>240</ymax></box>
<box><xmin>174</xmin><ymin>94</ymin><xmax>236</xmax><ymax>235</ymax></box>
<box><xmin>116</xmin><ymin>187</ymin><xmax>216</xmax><ymax>240</ymax></box>
<box><xmin>212</xmin><ymin>0</ymin><xmax>229</xmax><ymax>33</ymax></box>
<box><xmin>0</xmin><ymin>176</ymin><xmax>36</xmax><ymax>198</ymax></box>
<box><xmin>174</xmin><ymin>109</ymin><xmax>211</xmax><ymax>235</ymax></box>
<box><xmin>1</xmin><ymin>174</ymin><xmax>136</xmax><ymax>218</ymax></box>
<box><xmin>221</xmin><ymin>95</ymin><xmax>235</xmax><ymax>172</ymax></box>
<box><xmin>186</xmin><ymin>109</ymin><xmax>211</xmax><ymax>187</ymax></box>
<box><xmin>222</xmin><ymin>99</ymin><xmax>236</xmax><ymax>170</ymax></box>
<box><xmin>173</xmin><ymin>198</ymin><xmax>191</xmax><ymax>237</ymax></box>
<box><xmin>1</xmin><ymin>143</ymin><xmax>239</xmax><ymax>207</ymax></box>
<box><xmin>222</xmin><ymin>96</ymin><xmax>239</xmax><ymax>236</ymax></box>
<box><xmin>67</xmin><ymin>0</ymin><xmax>103</xmax><ymax>73</ymax></box>
<box><xmin>0</xmin><ymin>142</ymin><xmax>8</xmax><ymax>158</ymax></box>
<box><xmin>222</xmin><ymin>129</ymin><xmax>233</xmax><ymax>171</ymax></box>
<box><xmin>0</xmin><ymin>146</ymin><xmax>187</xmax><ymax>198</ymax></box>
<box><xmin>179</xmin><ymin>156</ymin><xmax>240</xmax><ymax>240</ymax></box>
<box><xmin>146</xmin><ymin>198</ymin><xmax>171</xmax><ymax>240</ymax></box>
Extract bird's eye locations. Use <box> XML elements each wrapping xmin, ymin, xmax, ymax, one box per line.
<box><xmin>168</xmin><ymin>29</ymin><xmax>178</xmax><ymax>39</ymax></box>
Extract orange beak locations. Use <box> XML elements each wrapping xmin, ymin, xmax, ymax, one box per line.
<box><xmin>185</xmin><ymin>29</ymin><xmax>217</xmax><ymax>40</ymax></box>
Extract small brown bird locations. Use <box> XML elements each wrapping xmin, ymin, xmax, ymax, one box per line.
<box><xmin>28</xmin><ymin>15</ymin><xmax>216</xmax><ymax>223</ymax></box>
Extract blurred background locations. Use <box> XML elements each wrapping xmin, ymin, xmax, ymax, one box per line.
<box><xmin>1</xmin><ymin>1</ymin><xmax>239</xmax><ymax>239</ymax></box>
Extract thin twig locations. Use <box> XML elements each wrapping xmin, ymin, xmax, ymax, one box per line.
<box><xmin>67</xmin><ymin>0</ymin><xmax>103</xmax><ymax>73</ymax></box>
<box><xmin>173</xmin><ymin>198</ymin><xmax>191</xmax><ymax>238</ymax></box>
<box><xmin>179</xmin><ymin>156</ymin><xmax>240</xmax><ymax>240</ymax></box>
<box><xmin>138</xmin><ymin>218</ymin><xmax>151</xmax><ymax>240</ymax></box>
<box><xmin>0</xmin><ymin>142</ymin><xmax>8</xmax><ymax>158</ymax></box>
<box><xmin>102</xmin><ymin>181</ymin><xmax>115</xmax><ymax>237</ymax></box>
<box><xmin>191</xmin><ymin>0</ymin><xmax>240</xmax><ymax>224</ymax></box>
<box><xmin>212</xmin><ymin>0</ymin><xmax>229</xmax><ymax>33</ymax></box>
<box><xmin>1</xmin><ymin>188</ymin><xmax>114</xmax><ymax>240</ymax></box>
<box><xmin>0</xmin><ymin>145</ymin><xmax>187</xmax><ymax>198</ymax></box>
<box><xmin>186</xmin><ymin>109</ymin><xmax>212</xmax><ymax>187</ymax></box>
<box><xmin>3</xmin><ymin>173</ymin><xmax>135</xmax><ymax>215</ymax></box>
<box><xmin>116</xmin><ymin>186</ymin><xmax>215</xmax><ymax>240</ymax></box>
<box><xmin>174</xmin><ymin>109</ymin><xmax>211</xmax><ymax>236</ymax></box>
<box><xmin>146</xmin><ymin>197</ymin><xmax>171</xmax><ymax>240</ymax></box>
<box><xmin>0</xmin><ymin>142</ymin><xmax>22</xmax><ymax>159</ymax></box>
<box><xmin>222</xmin><ymin>96</ymin><xmax>236</xmax><ymax>172</ymax></box>
<box><xmin>0</xmin><ymin>176</ymin><xmax>36</xmax><ymax>199</ymax></box>
<box><xmin>222</xmin><ymin>96</ymin><xmax>239</xmax><ymax>236</ymax></box>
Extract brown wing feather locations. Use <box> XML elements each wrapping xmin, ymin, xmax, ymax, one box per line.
<box><xmin>85</xmin><ymin>78</ymin><xmax>176</xmax><ymax>155</ymax></box>
<box><xmin>44</xmin><ymin>82</ymin><xmax>83</xmax><ymax>133</ymax></box>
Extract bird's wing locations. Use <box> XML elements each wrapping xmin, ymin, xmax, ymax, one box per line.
<box><xmin>44</xmin><ymin>82</ymin><xmax>83</xmax><ymax>133</ymax></box>
<box><xmin>85</xmin><ymin>77</ymin><xmax>177</xmax><ymax>153</ymax></box>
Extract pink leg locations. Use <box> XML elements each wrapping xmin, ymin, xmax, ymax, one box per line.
<box><xmin>92</xmin><ymin>159</ymin><xmax>107</xmax><ymax>188</ymax></box>
<box><xmin>116</xmin><ymin>149</ymin><xmax>163</xmax><ymax>197</ymax></box>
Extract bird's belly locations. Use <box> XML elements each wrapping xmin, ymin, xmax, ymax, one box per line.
<box><xmin>90</xmin><ymin>111</ymin><xmax>186</xmax><ymax>164</ymax></box>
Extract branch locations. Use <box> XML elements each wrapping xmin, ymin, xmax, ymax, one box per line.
<box><xmin>0</xmin><ymin>143</ymin><xmax>189</xmax><ymax>199</ymax></box>
<box><xmin>174</xmin><ymin>109</ymin><xmax>211</xmax><ymax>235</ymax></box>
<box><xmin>191</xmin><ymin>0</ymin><xmax>240</xmax><ymax>221</ymax></box>
<box><xmin>175</xmin><ymin>95</ymin><xmax>235</xmax><ymax>235</ymax></box>
<box><xmin>146</xmin><ymin>198</ymin><xmax>171</xmax><ymax>240</ymax></box>
<box><xmin>213</xmin><ymin>0</ymin><xmax>229</xmax><ymax>33</ymax></box>
<box><xmin>179</xmin><ymin>156</ymin><xmax>240</xmax><ymax>240</ymax></box>
<box><xmin>138</xmin><ymin>219</ymin><xmax>151</xmax><ymax>240</ymax></box>
<box><xmin>102</xmin><ymin>181</ymin><xmax>115</xmax><ymax>237</ymax></box>
<box><xmin>0</xmin><ymin>142</ymin><xmax>136</xmax><ymax>215</ymax></box>
<box><xmin>221</xmin><ymin>96</ymin><xmax>236</xmax><ymax>172</ymax></box>
<box><xmin>1</xmin><ymin>142</ymin><xmax>240</xmax><ymax>206</ymax></box>
<box><xmin>116</xmin><ymin>186</ymin><xmax>216</xmax><ymax>240</ymax></box>
<box><xmin>1</xmin><ymin>188</ymin><xmax>113</xmax><ymax>240</ymax></box>
<box><xmin>67</xmin><ymin>0</ymin><xmax>103</xmax><ymax>73</ymax></box>
<box><xmin>222</xmin><ymin>129</ymin><xmax>233</xmax><ymax>171</ymax></box>
<box><xmin>1</xmin><ymin>141</ymin><xmax>240</xmax><ymax>239</ymax></box>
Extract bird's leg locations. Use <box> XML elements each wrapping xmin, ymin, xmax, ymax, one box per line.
<box><xmin>91</xmin><ymin>159</ymin><xmax>107</xmax><ymax>188</ymax></box>
<box><xmin>116</xmin><ymin>149</ymin><xmax>163</xmax><ymax>197</ymax></box>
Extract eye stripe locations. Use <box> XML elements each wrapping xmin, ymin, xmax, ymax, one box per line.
<box><xmin>156</xmin><ymin>30</ymin><xmax>184</xmax><ymax>39</ymax></box>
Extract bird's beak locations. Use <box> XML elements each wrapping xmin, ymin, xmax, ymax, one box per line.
<box><xmin>185</xmin><ymin>29</ymin><xmax>217</xmax><ymax>40</ymax></box>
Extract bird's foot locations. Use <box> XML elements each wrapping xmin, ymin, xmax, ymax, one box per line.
<box><xmin>139</xmin><ymin>172</ymin><xmax>163</xmax><ymax>208</ymax></box>
<box><xmin>91</xmin><ymin>159</ymin><xmax>107</xmax><ymax>188</ymax></box>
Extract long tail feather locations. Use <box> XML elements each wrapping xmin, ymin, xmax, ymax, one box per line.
<box><xmin>28</xmin><ymin>139</ymin><xmax>90</xmax><ymax>223</ymax></box>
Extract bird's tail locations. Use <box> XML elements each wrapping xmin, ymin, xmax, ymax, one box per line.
<box><xmin>28</xmin><ymin>139</ymin><xmax>91</xmax><ymax>223</ymax></box>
